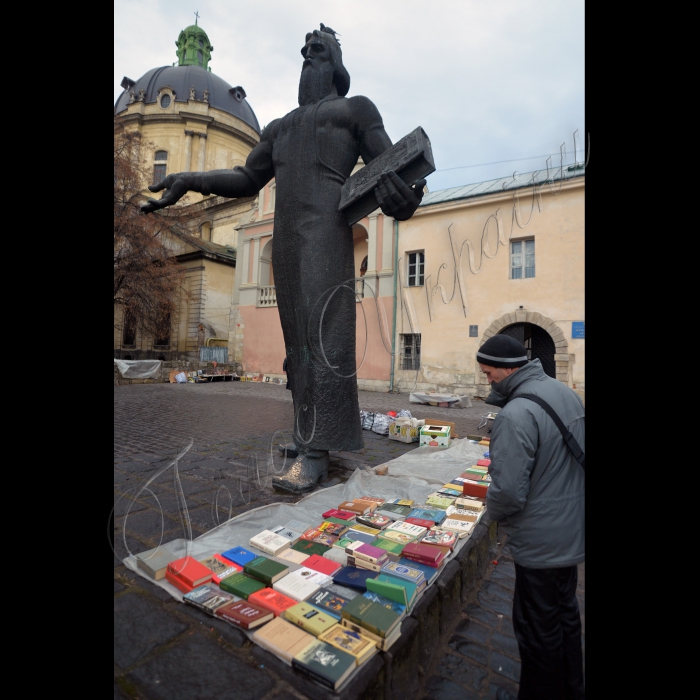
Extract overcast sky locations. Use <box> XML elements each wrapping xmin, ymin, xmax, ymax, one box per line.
<box><xmin>114</xmin><ymin>0</ymin><xmax>584</xmax><ymax>192</ymax></box>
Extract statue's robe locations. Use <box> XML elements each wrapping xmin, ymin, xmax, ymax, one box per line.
<box><xmin>236</xmin><ymin>94</ymin><xmax>393</xmax><ymax>451</ymax></box>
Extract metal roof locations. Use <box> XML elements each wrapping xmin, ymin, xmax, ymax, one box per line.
<box><xmin>420</xmin><ymin>163</ymin><xmax>585</xmax><ymax>208</ymax></box>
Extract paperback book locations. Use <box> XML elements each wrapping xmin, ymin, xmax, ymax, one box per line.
<box><xmin>215</xmin><ymin>599</ymin><xmax>274</xmax><ymax>629</ymax></box>
<box><xmin>252</xmin><ymin>616</ymin><xmax>315</xmax><ymax>665</ymax></box>
<box><xmin>249</xmin><ymin>530</ymin><xmax>291</xmax><ymax>556</ymax></box>
<box><xmin>220</xmin><ymin>546</ymin><xmax>258</xmax><ymax>567</ymax></box>
<box><xmin>270</xmin><ymin>525</ymin><xmax>304</xmax><ymax>544</ymax></box>
<box><xmin>283</xmin><ymin>602</ymin><xmax>338</xmax><ymax>636</ymax></box>
<box><xmin>355</xmin><ymin>514</ymin><xmax>392</xmax><ymax>530</ymax></box>
<box><xmin>247</xmin><ymin>587</ymin><xmax>298</xmax><ymax>616</ymax></box>
<box><xmin>198</xmin><ymin>554</ymin><xmax>243</xmax><ymax>585</ymax></box>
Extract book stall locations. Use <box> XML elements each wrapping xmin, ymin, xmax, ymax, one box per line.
<box><xmin>123</xmin><ymin>438</ymin><xmax>492</xmax><ymax>694</ymax></box>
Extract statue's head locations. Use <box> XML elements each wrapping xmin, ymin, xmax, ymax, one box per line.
<box><xmin>298</xmin><ymin>27</ymin><xmax>350</xmax><ymax>105</ymax></box>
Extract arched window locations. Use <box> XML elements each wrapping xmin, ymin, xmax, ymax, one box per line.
<box><xmin>153</xmin><ymin>151</ymin><xmax>167</xmax><ymax>185</ymax></box>
<box><xmin>197</xmin><ymin>50</ymin><xmax>203</xmax><ymax>66</ymax></box>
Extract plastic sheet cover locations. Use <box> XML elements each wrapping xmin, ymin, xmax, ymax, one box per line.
<box><xmin>114</xmin><ymin>359</ymin><xmax>162</xmax><ymax>379</ymax></box>
<box><xmin>123</xmin><ymin>439</ymin><xmax>487</xmax><ymax>596</ymax></box>
<box><xmin>408</xmin><ymin>392</ymin><xmax>472</xmax><ymax>408</ymax></box>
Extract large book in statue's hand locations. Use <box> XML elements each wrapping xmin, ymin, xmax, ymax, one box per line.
<box><xmin>338</xmin><ymin>127</ymin><xmax>435</xmax><ymax>226</ymax></box>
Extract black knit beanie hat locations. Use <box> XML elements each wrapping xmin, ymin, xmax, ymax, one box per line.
<box><xmin>476</xmin><ymin>335</ymin><xmax>529</xmax><ymax>368</ymax></box>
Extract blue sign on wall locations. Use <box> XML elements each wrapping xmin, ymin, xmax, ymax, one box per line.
<box><xmin>572</xmin><ymin>322</ymin><xmax>585</xmax><ymax>338</ymax></box>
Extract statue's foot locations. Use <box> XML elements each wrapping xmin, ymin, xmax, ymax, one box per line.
<box><xmin>272</xmin><ymin>450</ymin><xmax>329</xmax><ymax>494</ymax></box>
<box><xmin>277</xmin><ymin>442</ymin><xmax>299</xmax><ymax>459</ymax></box>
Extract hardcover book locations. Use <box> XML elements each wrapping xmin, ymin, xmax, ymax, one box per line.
<box><xmin>165</xmin><ymin>557</ymin><xmax>213</xmax><ymax>593</ymax></box>
<box><xmin>247</xmin><ymin>587</ymin><xmax>298</xmax><ymax>616</ymax></box>
<box><xmin>402</xmin><ymin>542</ymin><xmax>449</xmax><ymax>568</ymax></box>
<box><xmin>347</xmin><ymin>523</ymin><xmax>382</xmax><ymax>537</ymax></box>
<box><xmin>291</xmin><ymin>539</ymin><xmax>331</xmax><ymax>556</ymax></box>
<box><xmin>220</xmin><ymin>546</ymin><xmax>258</xmax><ymax>567</ymax></box>
<box><xmin>356</xmin><ymin>514</ymin><xmax>392</xmax><ymax>530</ymax></box>
<box><xmin>404</xmin><ymin>517</ymin><xmax>435</xmax><ymax>529</ymax></box>
<box><xmin>340</xmin><ymin>617</ymin><xmax>403</xmax><ymax>652</ymax></box>
<box><xmin>376</xmin><ymin>529</ymin><xmax>416</xmax><ymax>545</ymax></box>
<box><xmin>461</xmin><ymin>481</ymin><xmax>489</xmax><ymax>498</ymax></box>
<box><xmin>215</xmin><ymin>599</ymin><xmax>274</xmax><ymax>629</ymax></box>
<box><xmin>370</xmin><ymin>538</ymin><xmax>405</xmax><ymax>561</ymax></box>
<box><xmin>395</xmin><ymin>557</ymin><xmax>442</xmax><ymax>585</ymax></box>
<box><xmin>345</xmin><ymin>542</ymin><xmax>387</xmax><ymax>564</ymax></box>
<box><xmin>183</xmin><ymin>584</ymin><xmax>240</xmax><ymax>613</ymax></box>
<box><xmin>340</xmin><ymin>595</ymin><xmax>402</xmax><ymax>638</ymax></box>
<box><xmin>337</xmin><ymin>500</ymin><xmax>372</xmax><ymax>515</ymax></box>
<box><xmin>252</xmin><ymin>616</ymin><xmax>316</xmax><ymax>665</ymax></box>
<box><xmin>307</xmin><ymin>589</ymin><xmax>352</xmax><ymax>619</ymax></box>
<box><xmin>270</xmin><ymin>525</ymin><xmax>304</xmax><ymax>544</ymax></box>
<box><xmin>322</xmin><ymin>509</ymin><xmax>356</xmax><ymax>521</ymax></box>
<box><xmin>198</xmin><ymin>554</ymin><xmax>242</xmax><ymax>584</ymax></box>
<box><xmin>318</xmin><ymin>624</ymin><xmax>378</xmax><ymax>665</ymax></box>
<box><xmin>219</xmin><ymin>571</ymin><xmax>267</xmax><ymax>599</ymax></box>
<box><xmin>332</xmin><ymin>566</ymin><xmax>377</xmax><ymax>592</ymax></box>
<box><xmin>135</xmin><ymin>544</ymin><xmax>181</xmax><ymax>580</ymax></box>
<box><xmin>343</xmin><ymin>530</ymin><xmax>377</xmax><ymax>545</ymax></box>
<box><xmin>304</xmin><ymin>554</ymin><xmax>342</xmax><ymax>577</ymax></box>
<box><xmin>407</xmin><ymin>507</ymin><xmax>447</xmax><ymax>525</ymax></box>
<box><xmin>300</xmin><ymin>527</ymin><xmax>338</xmax><ymax>548</ymax></box>
<box><xmin>421</xmin><ymin>528</ymin><xmax>458</xmax><ymax>549</ymax></box>
<box><xmin>376</xmin><ymin>503</ymin><xmax>412</xmax><ymax>518</ymax></box>
<box><xmin>367</xmin><ymin>574</ymin><xmax>416</xmax><ymax>609</ymax></box>
<box><xmin>292</xmin><ymin>639</ymin><xmax>356</xmax><ymax>691</ymax></box>
<box><xmin>243</xmin><ymin>556</ymin><xmax>289</xmax><ymax>584</ymax></box>
<box><xmin>454</xmin><ymin>497</ymin><xmax>484</xmax><ymax>511</ymax></box>
<box><xmin>353</xmin><ymin>498</ymin><xmax>379</xmax><ymax>513</ymax></box>
<box><xmin>347</xmin><ymin>556</ymin><xmax>382</xmax><ymax>572</ymax></box>
<box><xmin>273</xmin><ymin>567</ymin><xmax>332</xmax><ymax>602</ymax></box>
<box><xmin>283</xmin><ymin>602</ymin><xmax>339</xmax><ymax>636</ymax></box>
<box><xmin>249</xmin><ymin>530</ymin><xmax>291</xmax><ymax>556</ymax></box>
<box><xmin>380</xmin><ymin>561</ymin><xmax>425</xmax><ymax>586</ymax></box>
<box><xmin>358</xmin><ymin>496</ymin><xmax>386</xmax><ymax>507</ymax></box>
<box><xmin>278</xmin><ymin>548</ymin><xmax>311</xmax><ymax>564</ymax></box>
<box><xmin>362</xmin><ymin>590</ymin><xmax>407</xmax><ymax>616</ymax></box>
<box><xmin>317</xmin><ymin>521</ymin><xmax>349</xmax><ymax>537</ymax></box>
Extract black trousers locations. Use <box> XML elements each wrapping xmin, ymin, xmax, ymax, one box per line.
<box><xmin>512</xmin><ymin>563</ymin><xmax>585</xmax><ymax>700</ymax></box>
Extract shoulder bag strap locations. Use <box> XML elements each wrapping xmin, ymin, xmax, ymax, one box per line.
<box><xmin>517</xmin><ymin>393</ymin><xmax>585</xmax><ymax>471</ymax></box>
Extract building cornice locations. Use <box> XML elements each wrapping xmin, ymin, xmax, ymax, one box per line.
<box><xmin>414</xmin><ymin>176</ymin><xmax>584</xmax><ymax>217</ymax></box>
<box><xmin>175</xmin><ymin>250</ymin><xmax>236</xmax><ymax>267</ymax></box>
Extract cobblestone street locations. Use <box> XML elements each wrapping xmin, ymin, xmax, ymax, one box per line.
<box><xmin>114</xmin><ymin>382</ymin><xmax>584</xmax><ymax>700</ymax></box>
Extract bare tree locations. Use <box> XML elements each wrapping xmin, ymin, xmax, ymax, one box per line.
<box><xmin>114</xmin><ymin>121</ymin><xmax>185</xmax><ymax>340</ymax></box>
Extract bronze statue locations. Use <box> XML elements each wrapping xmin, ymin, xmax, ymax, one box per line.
<box><xmin>142</xmin><ymin>26</ymin><xmax>426</xmax><ymax>492</ymax></box>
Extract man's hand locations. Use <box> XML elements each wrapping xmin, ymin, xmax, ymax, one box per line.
<box><xmin>141</xmin><ymin>173</ymin><xmax>197</xmax><ymax>214</ymax></box>
<box><xmin>374</xmin><ymin>171</ymin><xmax>426</xmax><ymax>221</ymax></box>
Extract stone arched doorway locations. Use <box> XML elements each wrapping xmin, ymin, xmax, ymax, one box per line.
<box><xmin>500</xmin><ymin>323</ymin><xmax>556</xmax><ymax>378</ymax></box>
<box><xmin>477</xmin><ymin>310</ymin><xmax>572</xmax><ymax>392</ymax></box>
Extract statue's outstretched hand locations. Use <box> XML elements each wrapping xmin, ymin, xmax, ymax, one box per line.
<box><xmin>374</xmin><ymin>171</ymin><xmax>426</xmax><ymax>221</ymax></box>
<box><xmin>141</xmin><ymin>174</ymin><xmax>193</xmax><ymax>214</ymax></box>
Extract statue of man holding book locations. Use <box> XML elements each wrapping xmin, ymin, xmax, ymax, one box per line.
<box><xmin>142</xmin><ymin>26</ymin><xmax>426</xmax><ymax>492</ymax></box>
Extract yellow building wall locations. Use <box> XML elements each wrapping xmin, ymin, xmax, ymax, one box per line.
<box><xmin>396</xmin><ymin>180</ymin><xmax>584</xmax><ymax>394</ymax></box>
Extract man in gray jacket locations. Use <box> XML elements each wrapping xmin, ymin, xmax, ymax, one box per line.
<box><xmin>476</xmin><ymin>335</ymin><xmax>585</xmax><ymax>700</ymax></box>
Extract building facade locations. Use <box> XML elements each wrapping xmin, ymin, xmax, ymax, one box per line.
<box><xmin>114</xmin><ymin>22</ymin><xmax>260</xmax><ymax>361</ymax></box>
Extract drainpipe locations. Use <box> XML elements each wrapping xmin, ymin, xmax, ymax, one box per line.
<box><xmin>389</xmin><ymin>218</ymin><xmax>399</xmax><ymax>393</ymax></box>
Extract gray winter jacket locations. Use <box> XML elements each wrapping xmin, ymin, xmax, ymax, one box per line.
<box><xmin>485</xmin><ymin>359</ymin><xmax>585</xmax><ymax>568</ymax></box>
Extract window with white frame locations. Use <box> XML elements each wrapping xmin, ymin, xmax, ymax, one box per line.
<box><xmin>407</xmin><ymin>251</ymin><xmax>425</xmax><ymax>286</ymax></box>
<box><xmin>153</xmin><ymin>150</ymin><xmax>167</xmax><ymax>186</ymax></box>
<box><xmin>400</xmin><ymin>333</ymin><xmax>421</xmax><ymax>370</ymax></box>
<box><xmin>510</xmin><ymin>239</ymin><xmax>535</xmax><ymax>279</ymax></box>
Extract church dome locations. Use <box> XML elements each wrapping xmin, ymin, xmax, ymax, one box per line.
<box><xmin>114</xmin><ymin>64</ymin><xmax>260</xmax><ymax>134</ymax></box>
<box><xmin>114</xmin><ymin>21</ymin><xmax>260</xmax><ymax>134</ymax></box>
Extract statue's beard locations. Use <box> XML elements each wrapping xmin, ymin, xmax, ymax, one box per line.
<box><xmin>298</xmin><ymin>61</ymin><xmax>334</xmax><ymax>106</ymax></box>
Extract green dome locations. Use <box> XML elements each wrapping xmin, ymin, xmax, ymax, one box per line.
<box><xmin>176</xmin><ymin>24</ymin><xmax>213</xmax><ymax>69</ymax></box>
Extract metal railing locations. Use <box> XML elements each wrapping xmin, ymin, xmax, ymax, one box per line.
<box><xmin>257</xmin><ymin>285</ymin><xmax>277</xmax><ymax>307</ymax></box>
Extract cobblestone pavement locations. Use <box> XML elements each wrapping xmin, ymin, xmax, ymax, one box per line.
<box><xmin>114</xmin><ymin>383</ymin><xmax>584</xmax><ymax>700</ymax></box>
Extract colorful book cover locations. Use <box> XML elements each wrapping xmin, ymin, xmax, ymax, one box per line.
<box><xmin>318</xmin><ymin>521</ymin><xmax>349</xmax><ymax>537</ymax></box>
<box><xmin>421</xmin><ymin>529</ymin><xmax>458</xmax><ymax>549</ymax></box>
<box><xmin>292</xmin><ymin>639</ymin><xmax>356</xmax><ymax>691</ymax></box>
<box><xmin>377</xmin><ymin>503</ymin><xmax>412</xmax><ymax>517</ymax></box>
<box><xmin>317</xmin><ymin>624</ymin><xmax>377</xmax><ymax>665</ymax></box>
<box><xmin>370</xmin><ymin>573</ymin><xmax>418</xmax><ymax>608</ymax></box>
<box><xmin>198</xmin><ymin>554</ymin><xmax>242</xmax><ymax>584</ymax></box>
<box><xmin>362</xmin><ymin>589</ymin><xmax>407</xmax><ymax>616</ymax></box>
<box><xmin>385</xmin><ymin>521</ymin><xmax>427</xmax><ymax>538</ymax></box>
<box><xmin>380</xmin><ymin>561</ymin><xmax>425</xmax><ymax>585</ymax></box>
<box><xmin>322</xmin><ymin>508</ymin><xmax>356</xmax><ymax>521</ymax></box>
<box><xmin>404</xmin><ymin>517</ymin><xmax>434</xmax><ymax>529</ymax></box>
<box><xmin>395</xmin><ymin>557</ymin><xmax>442</xmax><ymax>584</ymax></box>
<box><xmin>183</xmin><ymin>584</ymin><xmax>239</xmax><ymax>613</ymax></box>
<box><xmin>247</xmin><ymin>587</ymin><xmax>298</xmax><ymax>616</ymax></box>
<box><xmin>301</xmin><ymin>527</ymin><xmax>338</xmax><ymax>548</ymax></box>
<box><xmin>376</xmin><ymin>529</ymin><xmax>416</xmax><ymax>545</ymax></box>
<box><xmin>356</xmin><ymin>514</ymin><xmax>393</xmax><ymax>530</ymax></box>
<box><xmin>283</xmin><ymin>602</ymin><xmax>339</xmax><ymax>636</ymax></box>
<box><xmin>165</xmin><ymin>557</ymin><xmax>213</xmax><ymax>592</ymax></box>
<box><xmin>343</xmin><ymin>530</ymin><xmax>377</xmax><ymax>544</ymax></box>
<box><xmin>307</xmin><ymin>589</ymin><xmax>352</xmax><ymax>619</ymax></box>
<box><xmin>425</xmin><ymin>494</ymin><xmax>456</xmax><ymax>510</ymax></box>
<box><xmin>220</xmin><ymin>546</ymin><xmax>258</xmax><ymax>567</ymax></box>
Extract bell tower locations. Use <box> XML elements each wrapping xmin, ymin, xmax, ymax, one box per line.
<box><xmin>175</xmin><ymin>16</ymin><xmax>213</xmax><ymax>70</ymax></box>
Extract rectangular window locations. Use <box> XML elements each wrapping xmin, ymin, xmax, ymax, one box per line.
<box><xmin>122</xmin><ymin>310</ymin><xmax>137</xmax><ymax>347</ymax></box>
<box><xmin>153</xmin><ymin>163</ymin><xmax>167</xmax><ymax>185</ymax></box>
<box><xmin>511</xmin><ymin>239</ymin><xmax>535</xmax><ymax>279</ymax></box>
<box><xmin>154</xmin><ymin>311</ymin><xmax>171</xmax><ymax>347</ymax></box>
<box><xmin>400</xmin><ymin>333</ymin><xmax>421</xmax><ymax>370</ymax></box>
<box><xmin>407</xmin><ymin>252</ymin><xmax>425</xmax><ymax>286</ymax></box>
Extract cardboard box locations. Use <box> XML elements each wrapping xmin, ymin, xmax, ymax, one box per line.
<box><xmin>420</xmin><ymin>424</ymin><xmax>451</xmax><ymax>447</ymax></box>
<box><xmin>422</xmin><ymin>419</ymin><xmax>458</xmax><ymax>439</ymax></box>
<box><xmin>388</xmin><ymin>421</ymin><xmax>420</xmax><ymax>443</ymax></box>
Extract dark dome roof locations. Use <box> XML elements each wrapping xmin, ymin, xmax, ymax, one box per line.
<box><xmin>114</xmin><ymin>65</ymin><xmax>260</xmax><ymax>134</ymax></box>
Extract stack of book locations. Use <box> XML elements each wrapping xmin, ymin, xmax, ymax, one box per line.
<box><xmin>345</xmin><ymin>542</ymin><xmax>388</xmax><ymax>572</ymax></box>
